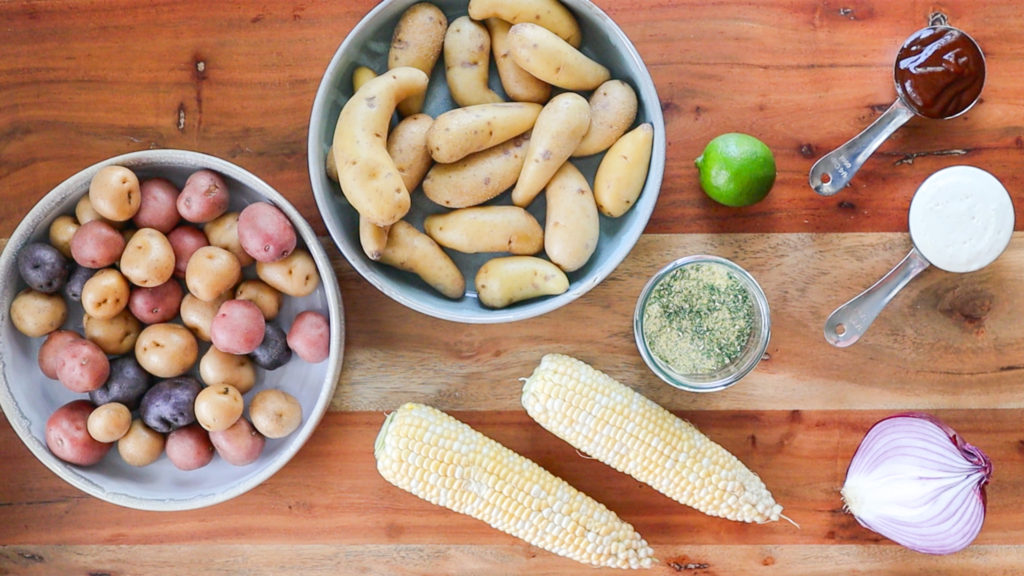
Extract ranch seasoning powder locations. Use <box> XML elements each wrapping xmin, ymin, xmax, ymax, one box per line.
<box><xmin>641</xmin><ymin>262</ymin><xmax>754</xmax><ymax>375</ymax></box>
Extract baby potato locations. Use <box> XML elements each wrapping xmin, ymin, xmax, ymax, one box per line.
<box><xmin>57</xmin><ymin>338</ymin><xmax>110</xmax><ymax>394</ymax></box>
<box><xmin>135</xmin><ymin>323</ymin><xmax>199</xmax><ymax>378</ymax></box>
<box><xmin>378</xmin><ymin>220</ymin><xmax>465</xmax><ymax>300</ymax></box>
<box><xmin>250</xmin><ymin>323</ymin><xmax>292</xmax><ymax>370</ymax></box>
<box><xmin>117</xmin><ymin>419</ymin><xmax>165</xmax><ymax>467</ymax></box>
<box><xmin>237</xmin><ymin>202</ymin><xmax>297</xmax><ymax>263</ymax></box>
<box><xmin>70</xmin><ymin>220</ymin><xmax>126</xmax><ymax>269</ymax></box>
<box><xmin>128</xmin><ymin>280</ymin><xmax>184</xmax><ymax>325</ymax></box>
<box><xmin>17</xmin><ymin>242</ymin><xmax>69</xmax><ymax>294</ymax></box>
<box><xmin>165</xmin><ymin>424</ymin><xmax>215</xmax><ymax>471</ymax></box>
<box><xmin>574</xmin><ymin>80</ymin><xmax>639</xmax><ymax>157</ymax></box>
<box><xmin>286</xmin><ymin>310</ymin><xmax>331</xmax><ymax>364</ymax></box>
<box><xmin>167</xmin><ymin>225</ymin><xmax>210</xmax><ymax>278</ymax></box>
<box><xmin>469</xmin><ymin>0</ymin><xmax>582</xmax><ymax>47</ymax></box>
<box><xmin>256</xmin><ymin>248</ymin><xmax>320</xmax><ymax>298</ymax></box>
<box><xmin>133</xmin><ymin>178</ymin><xmax>181</xmax><ymax>233</ymax></box>
<box><xmin>89</xmin><ymin>165</ymin><xmax>141</xmax><ymax>222</ymax></box>
<box><xmin>422</xmin><ymin>132</ymin><xmax>531</xmax><ymax>208</ymax></box>
<box><xmin>249</xmin><ymin>389</ymin><xmax>302</xmax><ymax>439</ymax></box>
<box><xmin>194</xmin><ymin>384</ymin><xmax>244</xmax><ymax>432</ymax></box>
<box><xmin>443</xmin><ymin>16</ymin><xmax>503</xmax><ymax>107</ymax></box>
<box><xmin>120</xmin><ymin>227</ymin><xmax>175</xmax><ymax>287</ymax></box>
<box><xmin>38</xmin><ymin>329</ymin><xmax>81</xmax><ymax>379</ymax></box>
<box><xmin>388</xmin><ymin>2</ymin><xmax>447</xmax><ymax>117</ymax></box>
<box><xmin>485</xmin><ymin>18</ymin><xmax>551</xmax><ymax>104</ymax></box>
<box><xmin>507</xmin><ymin>22</ymin><xmax>610</xmax><ymax>91</ymax></box>
<box><xmin>594</xmin><ymin>123</ymin><xmax>655</xmax><ymax>217</ymax></box>
<box><xmin>387</xmin><ymin>113</ymin><xmax>434</xmax><ymax>193</ymax></box>
<box><xmin>81</xmin><ymin>268</ymin><xmax>130</xmax><ymax>320</ymax></box>
<box><xmin>427</xmin><ymin>102</ymin><xmax>542</xmax><ymax>164</ymax></box>
<box><xmin>359</xmin><ymin>216</ymin><xmax>390</xmax><ymax>261</ymax></box>
<box><xmin>204</xmin><ymin>212</ymin><xmax>255</xmax><ymax>267</ymax></box>
<box><xmin>235</xmin><ymin>279</ymin><xmax>283</xmax><ymax>320</ymax></box>
<box><xmin>475</xmin><ymin>256</ymin><xmax>569</xmax><ymax>309</ymax></box>
<box><xmin>185</xmin><ymin>246</ymin><xmax>242</xmax><ymax>302</ymax></box>
<box><xmin>199</xmin><ymin>346</ymin><xmax>256</xmax><ymax>394</ymax></box>
<box><xmin>48</xmin><ymin>215</ymin><xmax>80</xmax><ymax>259</ymax></box>
<box><xmin>352</xmin><ymin>65</ymin><xmax>377</xmax><ymax>92</ymax></box>
<box><xmin>177</xmin><ymin>169</ymin><xmax>230</xmax><ymax>224</ymax></box>
<box><xmin>46</xmin><ymin>400</ymin><xmax>112</xmax><ymax>466</ymax></box>
<box><xmin>210</xmin><ymin>299</ymin><xmax>266</xmax><ymax>355</ymax></box>
<box><xmin>512</xmin><ymin>92</ymin><xmax>590</xmax><ymax>207</ymax></box>
<box><xmin>209</xmin><ymin>417</ymin><xmax>265</xmax><ymax>466</ymax></box>
<box><xmin>87</xmin><ymin>402</ymin><xmax>132</xmax><ymax>443</ymax></box>
<box><xmin>424</xmin><ymin>206</ymin><xmax>543</xmax><ymax>255</ymax></box>
<box><xmin>180</xmin><ymin>292</ymin><xmax>229</xmax><ymax>342</ymax></box>
<box><xmin>11</xmin><ymin>288</ymin><xmax>67</xmax><ymax>338</ymax></box>
<box><xmin>333</xmin><ymin>67</ymin><xmax>428</xmax><ymax>227</ymax></box>
<box><xmin>544</xmin><ymin>162</ymin><xmax>599</xmax><ymax>272</ymax></box>
<box><xmin>83</xmin><ymin>308</ymin><xmax>142</xmax><ymax>356</ymax></box>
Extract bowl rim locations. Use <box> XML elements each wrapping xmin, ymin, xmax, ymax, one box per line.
<box><xmin>0</xmin><ymin>148</ymin><xmax>346</xmax><ymax>511</ymax></box>
<box><xmin>633</xmin><ymin>254</ymin><xmax>771</xmax><ymax>393</ymax></box>
<box><xmin>307</xmin><ymin>0</ymin><xmax>666</xmax><ymax>324</ymax></box>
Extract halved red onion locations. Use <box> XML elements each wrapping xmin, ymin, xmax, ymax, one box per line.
<box><xmin>841</xmin><ymin>412</ymin><xmax>992</xmax><ymax>555</ymax></box>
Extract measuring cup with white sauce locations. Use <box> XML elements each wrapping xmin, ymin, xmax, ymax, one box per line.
<box><xmin>824</xmin><ymin>166</ymin><xmax>1014</xmax><ymax>347</ymax></box>
<box><xmin>809</xmin><ymin>17</ymin><xmax>986</xmax><ymax>196</ymax></box>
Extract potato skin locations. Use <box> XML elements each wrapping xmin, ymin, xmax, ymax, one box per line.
<box><xmin>469</xmin><ymin>0</ymin><xmax>582</xmax><ymax>47</ymax></box>
<box><xmin>486</xmin><ymin>18</ymin><xmax>551</xmax><ymax>104</ymax></box>
<box><xmin>512</xmin><ymin>92</ymin><xmax>590</xmax><ymax>207</ymax></box>
<box><xmin>89</xmin><ymin>165</ymin><xmax>141</xmax><ymax>222</ymax></box>
<box><xmin>386</xmin><ymin>113</ymin><xmax>434</xmax><ymax>193</ymax></box>
<box><xmin>120</xmin><ymin>227</ymin><xmax>175</xmax><ymax>288</ymax></box>
<box><xmin>256</xmin><ymin>249</ymin><xmax>320</xmax><ymax>298</ymax></box>
<box><xmin>388</xmin><ymin>2</ymin><xmax>447</xmax><ymax>117</ymax></box>
<box><xmin>594</xmin><ymin>123</ymin><xmax>655</xmax><ymax>217</ymax></box>
<box><xmin>422</xmin><ymin>132</ymin><xmax>531</xmax><ymax>209</ymax></box>
<box><xmin>11</xmin><ymin>288</ymin><xmax>67</xmax><ymax>338</ymax></box>
<box><xmin>507</xmin><ymin>23</ymin><xmax>610</xmax><ymax>91</ymax></box>
<box><xmin>424</xmin><ymin>206</ymin><xmax>543</xmax><ymax>255</ymax></box>
<box><xmin>574</xmin><ymin>80</ymin><xmax>638</xmax><ymax>157</ymax></box>
<box><xmin>378</xmin><ymin>220</ymin><xmax>465</xmax><ymax>299</ymax></box>
<box><xmin>443</xmin><ymin>16</ymin><xmax>503</xmax><ymax>107</ymax></box>
<box><xmin>543</xmin><ymin>162</ymin><xmax>600</xmax><ymax>272</ymax></box>
<box><xmin>475</xmin><ymin>256</ymin><xmax>569</xmax><ymax>309</ymax></box>
<box><xmin>426</xmin><ymin>102</ymin><xmax>541</xmax><ymax>164</ymax></box>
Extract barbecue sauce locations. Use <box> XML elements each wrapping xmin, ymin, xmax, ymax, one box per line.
<box><xmin>895</xmin><ymin>26</ymin><xmax>984</xmax><ymax>119</ymax></box>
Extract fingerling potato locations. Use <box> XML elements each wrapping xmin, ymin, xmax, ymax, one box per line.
<box><xmin>574</xmin><ymin>80</ymin><xmax>638</xmax><ymax>157</ymax></box>
<box><xmin>388</xmin><ymin>2</ymin><xmax>447</xmax><ymax>116</ymax></box>
<box><xmin>443</xmin><ymin>16</ymin><xmax>503</xmax><ymax>107</ymax></box>
<box><xmin>332</xmin><ymin>67</ymin><xmax>429</xmax><ymax>227</ymax></box>
<box><xmin>512</xmin><ymin>92</ymin><xmax>590</xmax><ymax>207</ymax></box>
<box><xmin>352</xmin><ymin>65</ymin><xmax>377</xmax><ymax>92</ymax></box>
<box><xmin>379</xmin><ymin>220</ymin><xmax>465</xmax><ymax>299</ymax></box>
<box><xmin>507</xmin><ymin>23</ymin><xmax>610</xmax><ymax>91</ymax></box>
<box><xmin>424</xmin><ymin>206</ymin><xmax>543</xmax><ymax>255</ymax></box>
<box><xmin>544</xmin><ymin>162</ymin><xmax>599</xmax><ymax>272</ymax></box>
<box><xmin>422</xmin><ymin>132</ymin><xmax>531</xmax><ymax>208</ymax></box>
<box><xmin>475</xmin><ymin>256</ymin><xmax>569</xmax><ymax>309</ymax></box>
<box><xmin>469</xmin><ymin>0</ymin><xmax>582</xmax><ymax>48</ymax></box>
<box><xmin>427</xmin><ymin>102</ymin><xmax>542</xmax><ymax>164</ymax></box>
<box><xmin>359</xmin><ymin>216</ymin><xmax>390</xmax><ymax>261</ymax></box>
<box><xmin>485</xmin><ymin>18</ymin><xmax>551</xmax><ymax>104</ymax></box>
<box><xmin>594</xmin><ymin>123</ymin><xmax>654</xmax><ymax>217</ymax></box>
<box><xmin>387</xmin><ymin>113</ymin><xmax>434</xmax><ymax>192</ymax></box>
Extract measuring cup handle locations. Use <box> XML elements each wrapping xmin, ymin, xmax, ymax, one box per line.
<box><xmin>824</xmin><ymin>247</ymin><xmax>931</xmax><ymax>347</ymax></box>
<box><xmin>809</xmin><ymin>99</ymin><xmax>916</xmax><ymax>196</ymax></box>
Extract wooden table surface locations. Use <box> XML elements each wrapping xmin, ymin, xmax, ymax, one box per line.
<box><xmin>3</xmin><ymin>1</ymin><xmax>1024</xmax><ymax>574</ymax></box>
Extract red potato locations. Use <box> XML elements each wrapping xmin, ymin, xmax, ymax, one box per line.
<box><xmin>209</xmin><ymin>417</ymin><xmax>265</xmax><ymax>466</ymax></box>
<box><xmin>210</xmin><ymin>299</ymin><xmax>265</xmax><ymax>355</ymax></box>
<box><xmin>69</xmin><ymin>220</ymin><xmax>126</xmax><ymax>268</ymax></box>
<box><xmin>287</xmin><ymin>310</ymin><xmax>330</xmax><ymax>363</ymax></box>
<box><xmin>128</xmin><ymin>280</ymin><xmax>184</xmax><ymax>324</ymax></box>
<box><xmin>38</xmin><ymin>329</ymin><xmax>81</xmax><ymax>379</ymax></box>
<box><xmin>56</xmin><ymin>338</ymin><xmax>110</xmax><ymax>393</ymax></box>
<box><xmin>165</xmin><ymin>424</ymin><xmax>215</xmax><ymax>471</ymax></box>
<box><xmin>133</xmin><ymin>178</ymin><xmax>181</xmax><ymax>233</ymax></box>
<box><xmin>46</xmin><ymin>400</ymin><xmax>112</xmax><ymax>466</ymax></box>
<box><xmin>237</xmin><ymin>202</ymin><xmax>297</xmax><ymax>263</ymax></box>
<box><xmin>177</xmin><ymin>169</ymin><xmax>230</xmax><ymax>223</ymax></box>
<box><xmin>167</xmin><ymin>225</ymin><xmax>209</xmax><ymax>278</ymax></box>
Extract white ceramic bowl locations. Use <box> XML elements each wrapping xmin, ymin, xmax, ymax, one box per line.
<box><xmin>0</xmin><ymin>149</ymin><xmax>345</xmax><ymax>510</ymax></box>
<box><xmin>308</xmin><ymin>0</ymin><xmax>665</xmax><ymax>323</ymax></box>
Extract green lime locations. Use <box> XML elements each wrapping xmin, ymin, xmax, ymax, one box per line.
<box><xmin>695</xmin><ymin>133</ymin><xmax>776</xmax><ymax>207</ymax></box>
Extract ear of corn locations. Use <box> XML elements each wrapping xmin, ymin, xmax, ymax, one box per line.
<box><xmin>521</xmin><ymin>353</ymin><xmax>783</xmax><ymax>524</ymax></box>
<box><xmin>374</xmin><ymin>402</ymin><xmax>655</xmax><ymax>569</ymax></box>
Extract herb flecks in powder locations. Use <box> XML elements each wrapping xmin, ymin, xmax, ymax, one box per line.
<box><xmin>642</xmin><ymin>263</ymin><xmax>754</xmax><ymax>375</ymax></box>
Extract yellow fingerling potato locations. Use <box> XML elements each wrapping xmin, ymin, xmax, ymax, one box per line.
<box><xmin>485</xmin><ymin>18</ymin><xmax>551</xmax><ymax>104</ymax></box>
<box><xmin>427</xmin><ymin>102</ymin><xmax>541</xmax><ymax>163</ymax></box>
<box><xmin>594</xmin><ymin>123</ymin><xmax>654</xmax><ymax>218</ymax></box>
<box><xmin>379</xmin><ymin>220</ymin><xmax>465</xmax><ymax>299</ymax></box>
<box><xmin>359</xmin><ymin>216</ymin><xmax>390</xmax><ymax>261</ymax></box>
<box><xmin>352</xmin><ymin>66</ymin><xmax>377</xmax><ymax>92</ymax></box>
<box><xmin>507</xmin><ymin>23</ymin><xmax>610</xmax><ymax>91</ymax></box>
<box><xmin>512</xmin><ymin>92</ymin><xmax>590</xmax><ymax>207</ymax></box>
<box><xmin>387</xmin><ymin>113</ymin><xmax>434</xmax><ymax>192</ymax></box>
<box><xmin>332</xmin><ymin>67</ymin><xmax>429</xmax><ymax>227</ymax></box>
<box><xmin>444</xmin><ymin>16</ymin><xmax>503</xmax><ymax>107</ymax></box>
<box><xmin>475</xmin><ymin>256</ymin><xmax>569</xmax><ymax>309</ymax></box>
<box><xmin>574</xmin><ymin>80</ymin><xmax>638</xmax><ymax>157</ymax></box>
<box><xmin>469</xmin><ymin>0</ymin><xmax>582</xmax><ymax>47</ymax></box>
<box><xmin>424</xmin><ymin>206</ymin><xmax>543</xmax><ymax>255</ymax></box>
<box><xmin>388</xmin><ymin>2</ymin><xmax>447</xmax><ymax>116</ymax></box>
<box><xmin>544</xmin><ymin>162</ymin><xmax>599</xmax><ymax>272</ymax></box>
<box><xmin>422</xmin><ymin>132</ymin><xmax>531</xmax><ymax>208</ymax></box>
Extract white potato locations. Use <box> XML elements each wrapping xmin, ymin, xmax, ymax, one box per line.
<box><xmin>443</xmin><ymin>16</ymin><xmax>503</xmax><ymax>107</ymax></box>
<box><xmin>424</xmin><ymin>206</ymin><xmax>543</xmax><ymax>255</ymax></box>
<box><xmin>507</xmin><ymin>22</ymin><xmax>610</xmax><ymax>91</ymax></box>
<box><xmin>378</xmin><ymin>220</ymin><xmax>465</xmax><ymax>299</ymax></box>
<box><xmin>512</xmin><ymin>92</ymin><xmax>590</xmax><ymax>207</ymax></box>
<box><xmin>475</xmin><ymin>256</ymin><xmax>569</xmax><ymax>309</ymax></box>
<box><xmin>594</xmin><ymin>123</ymin><xmax>654</xmax><ymax>217</ymax></box>
<box><xmin>422</xmin><ymin>132</ymin><xmax>531</xmax><ymax>208</ymax></box>
<box><xmin>544</xmin><ymin>162</ymin><xmax>599</xmax><ymax>272</ymax></box>
<box><xmin>427</xmin><ymin>102</ymin><xmax>541</xmax><ymax>163</ymax></box>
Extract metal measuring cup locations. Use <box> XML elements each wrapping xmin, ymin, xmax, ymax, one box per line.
<box><xmin>809</xmin><ymin>15</ymin><xmax>986</xmax><ymax>196</ymax></box>
<box><xmin>824</xmin><ymin>166</ymin><xmax>1013</xmax><ymax>347</ymax></box>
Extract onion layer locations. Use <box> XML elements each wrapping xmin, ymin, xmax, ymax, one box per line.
<box><xmin>841</xmin><ymin>412</ymin><xmax>992</xmax><ymax>555</ymax></box>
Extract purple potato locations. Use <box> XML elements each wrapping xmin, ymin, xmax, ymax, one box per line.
<box><xmin>64</xmin><ymin>265</ymin><xmax>98</xmax><ymax>302</ymax></box>
<box><xmin>89</xmin><ymin>355</ymin><xmax>152</xmax><ymax>410</ymax></box>
<box><xmin>18</xmin><ymin>242</ymin><xmax>70</xmax><ymax>294</ymax></box>
<box><xmin>249</xmin><ymin>322</ymin><xmax>291</xmax><ymax>370</ymax></box>
<box><xmin>138</xmin><ymin>376</ymin><xmax>202</xmax><ymax>433</ymax></box>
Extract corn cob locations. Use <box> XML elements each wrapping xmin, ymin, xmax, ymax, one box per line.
<box><xmin>374</xmin><ymin>402</ymin><xmax>655</xmax><ymax>569</ymax></box>
<box><xmin>521</xmin><ymin>353</ymin><xmax>783</xmax><ymax>524</ymax></box>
